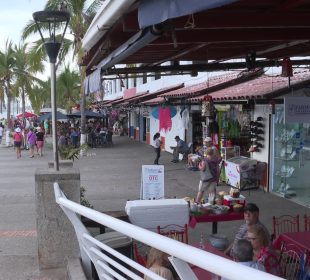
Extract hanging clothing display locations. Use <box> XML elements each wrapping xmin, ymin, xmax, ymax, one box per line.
<box><xmin>159</xmin><ymin>107</ymin><xmax>172</xmax><ymax>133</ymax></box>
<box><xmin>179</xmin><ymin>108</ymin><xmax>189</xmax><ymax>130</ymax></box>
<box><xmin>201</xmin><ymin>96</ymin><xmax>215</xmax><ymax>117</ymax></box>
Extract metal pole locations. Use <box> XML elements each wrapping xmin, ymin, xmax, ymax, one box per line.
<box><xmin>50</xmin><ymin>62</ymin><xmax>59</xmax><ymax>171</ymax></box>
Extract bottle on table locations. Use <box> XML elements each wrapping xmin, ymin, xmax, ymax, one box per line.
<box><xmin>199</xmin><ymin>233</ymin><xmax>205</xmax><ymax>249</ymax></box>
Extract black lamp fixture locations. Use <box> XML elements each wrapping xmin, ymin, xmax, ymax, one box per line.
<box><xmin>33</xmin><ymin>10</ymin><xmax>70</xmax><ymax>171</ymax></box>
<box><xmin>33</xmin><ymin>10</ymin><xmax>70</xmax><ymax>63</ymax></box>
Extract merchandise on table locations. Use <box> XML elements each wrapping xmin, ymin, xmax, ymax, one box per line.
<box><xmin>223</xmin><ymin>194</ymin><xmax>246</xmax><ymax>210</ymax></box>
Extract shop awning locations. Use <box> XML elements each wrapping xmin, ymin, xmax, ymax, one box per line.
<box><xmin>97</xmin><ymin>26</ymin><xmax>163</xmax><ymax>72</ymax></box>
<box><xmin>85</xmin><ymin>68</ymin><xmax>101</xmax><ymax>96</ymax></box>
<box><xmin>190</xmin><ymin>69</ymin><xmax>310</xmax><ymax>102</ymax></box>
<box><xmin>138</xmin><ymin>0</ymin><xmax>239</xmax><ymax>29</ymax></box>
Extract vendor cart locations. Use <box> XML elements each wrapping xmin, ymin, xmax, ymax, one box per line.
<box><xmin>224</xmin><ymin>156</ymin><xmax>261</xmax><ymax>190</ymax></box>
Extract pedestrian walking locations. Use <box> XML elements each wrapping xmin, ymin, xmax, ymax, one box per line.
<box><xmin>0</xmin><ymin>123</ymin><xmax>4</xmax><ymax>144</ymax></box>
<box><xmin>36</xmin><ymin>127</ymin><xmax>45</xmax><ymax>157</ymax></box>
<box><xmin>27</xmin><ymin>128</ymin><xmax>37</xmax><ymax>158</ymax></box>
<box><xmin>13</xmin><ymin>127</ymin><xmax>23</xmax><ymax>159</ymax></box>
<box><xmin>153</xmin><ymin>132</ymin><xmax>161</xmax><ymax>165</ymax></box>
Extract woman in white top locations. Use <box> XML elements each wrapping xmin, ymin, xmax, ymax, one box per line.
<box><xmin>153</xmin><ymin>132</ymin><xmax>161</xmax><ymax>165</ymax></box>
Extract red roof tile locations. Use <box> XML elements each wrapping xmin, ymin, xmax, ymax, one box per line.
<box><xmin>160</xmin><ymin>72</ymin><xmax>241</xmax><ymax>98</ymax></box>
<box><xmin>190</xmin><ymin>69</ymin><xmax>310</xmax><ymax>102</ymax></box>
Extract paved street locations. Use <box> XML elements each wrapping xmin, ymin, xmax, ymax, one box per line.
<box><xmin>0</xmin><ymin>135</ymin><xmax>308</xmax><ymax>279</ymax></box>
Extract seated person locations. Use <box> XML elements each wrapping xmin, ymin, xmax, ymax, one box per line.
<box><xmin>224</xmin><ymin>203</ymin><xmax>270</xmax><ymax>257</ymax></box>
<box><xmin>170</xmin><ymin>136</ymin><xmax>189</xmax><ymax>163</ymax></box>
<box><xmin>99</xmin><ymin>127</ymin><xmax>107</xmax><ymax>145</ymax></box>
<box><xmin>144</xmin><ymin>247</ymin><xmax>174</xmax><ymax>280</ymax></box>
<box><xmin>248</xmin><ymin>224</ymin><xmax>283</xmax><ymax>277</ymax></box>
<box><xmin>187</xmin><ymin>139</ymin><xmax>203</xmax><ymax>171</ymax></box>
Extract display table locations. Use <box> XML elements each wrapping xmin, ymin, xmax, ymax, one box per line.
<box><xmin>189</xmin><ymin>211</ymin><xmax>244</xmax><ymax>234</ymax></box>
<box><xmin>273</xmin><ymin>231</ymin><xmax>310</xmax><ymax>256</ymax></box>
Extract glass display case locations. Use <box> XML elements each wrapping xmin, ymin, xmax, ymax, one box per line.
<box><xmin>220</xmin><ymin>146</ymin><xmax>240</xmax><ymax>161</ymax></box>
<box><xmin>272</xmin><ymin>105</ymin><xmax>310</xmax><ymax>206</ymax></box>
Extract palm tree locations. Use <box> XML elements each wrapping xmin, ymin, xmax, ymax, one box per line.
<box><xmin>29</xmin><ymin>80</ymin><xmax>51</xmax><ymax>115</ymax></box>
<box><xmin>57</xmin><ymin>65</ymin><xmax>80</xmax><ymax>113</ymax></box>
<box><xmin>0</xmin><ymin>80</ymin><xmax>5</xmax><ymax>114</ymax></box>
<box><xmin>22</xmin><ymin>0</ymin><xmax>104</xmax><ymax>147</ymax></box>
<box><xmin>13</xmin><ymin>43</ymin><xmax>44</xmax><ymax>125</ymax></box>
<box><xmin>0</xmin><ymin>40</ymin><xmax>15</xmax><ymax>124</ymax></box>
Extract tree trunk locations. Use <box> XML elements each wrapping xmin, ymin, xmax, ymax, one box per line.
<box><xmin>5</xmin><ymin>79</ymin><xmax>12</xmax><ymax>126</ymax></box>
<box><xmin>21</xmin><ymin>87</ymin><xmax>26</xmax><ymax>127</ymax></box>
<box><xmin>79</xmin><ymin>66</ymin><xmax>87</xmax><ymax>155</ymax></box>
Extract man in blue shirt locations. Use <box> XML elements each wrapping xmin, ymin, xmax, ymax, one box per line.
<box><xmin>170</xmin><ymin>136</ymin><xmax>189</xmax><ymax>163</ymax></box>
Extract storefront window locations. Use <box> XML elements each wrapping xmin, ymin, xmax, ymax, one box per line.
<box><xmin>272</xmin><ymin>105</ymin><xmax>310</xmax><ymax>207</ymax></box>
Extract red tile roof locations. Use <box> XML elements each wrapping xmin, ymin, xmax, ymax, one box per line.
<box><xmin>127</xmin><ymin>83</ymin><xmax>184</xmax><ymax>104</ymax></box>
<box><xmin>190</xmin><ymin>69</ymin><xmax>310</xmax><ymax>102</ymax></box>
<box><xmin>159</xmin><ymin>72</ymin><xmax>242</xmax><ymax>98</ymax></box>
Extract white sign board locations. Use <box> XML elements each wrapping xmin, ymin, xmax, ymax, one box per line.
<box><xmin>140</xmin><ymin>165</ymin><xmax>164</xmax><ymax>200</ymax></box>
<box><xmin>285</xmin><ymin>97</ymin><xmax>310</xmax><ymax>123</ymax></box>
<box><xmin>224</xmin><ymin>161</ymin><xmax>241</xmax><ymax>189</ymax></box>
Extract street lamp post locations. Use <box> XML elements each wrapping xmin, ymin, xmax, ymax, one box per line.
<box><xmin>33</xmin><ymin>10</ymin><xmax>70</xmax><ymax>171</ymax></box>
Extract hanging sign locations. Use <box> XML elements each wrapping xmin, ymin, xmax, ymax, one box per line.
<box><xmin>284</xmin><ymin>97</ymin><xmax>310</xmax><ymax>123</ymax></box>
<box><xmin>140</xmin><ymin>165</ymin><xmax>164</xmax><ymax>200</ymax></box>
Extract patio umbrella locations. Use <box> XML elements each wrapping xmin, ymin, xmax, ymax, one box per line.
<box><xmin>67</xmin><ymin>110</ymin><xmax>103</xmax><ymax>118</ymax></box>
<box><xmin>39</xmin><ymin>111</ymin><xmax>68</xmax><ymax>122</ymax></box>
<box><xmin>16</xmin><ymin>112</ymin><xmax>38</xmax><ymax>118</ymax></box>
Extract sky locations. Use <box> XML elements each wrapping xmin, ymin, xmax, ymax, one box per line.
<box><xmin>0</xmin><ymin>0</ymin><xmax>94</xmax><ymax>47</ymax></box>
<box><xmin>0</xmin><ymin>0</ymin><xmax>46</xmax><ymax>47</ymax></box>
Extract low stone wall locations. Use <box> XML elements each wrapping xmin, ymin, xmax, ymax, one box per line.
<box><xmin>67</xmin><ymin>258</ymin><xmax>88</xmax><ymax>280</ymax></box>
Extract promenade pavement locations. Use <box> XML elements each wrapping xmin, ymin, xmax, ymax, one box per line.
<box><xmin>0</xmin><ymin>135</ymin><xmax>308</xmax><ymax>279</ymax></box>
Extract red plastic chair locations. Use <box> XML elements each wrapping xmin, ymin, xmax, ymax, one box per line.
<box><xmin>157</xmin><ymin>224</ymin><xmax>188</xmax><ymax>244</ymax></box>
<box><xmin>133</xmin><ymin>242</ymin><xmax>147</xmax><ymax>267</ymax></box>
<box><xmin>305</xmin><ymin>214</ymin><xmax>310</xmax><ymax>231</ymax></box>
<box><xmin>272</xmin><ymin>215</ymin><xmax>300</xmax><ymax>240</ymax></box>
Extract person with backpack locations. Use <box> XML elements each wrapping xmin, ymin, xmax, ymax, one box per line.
<box><xmin>13</xmin><ymin>127</ymin><xmax>23</xmax><ymax>159</ymax></box>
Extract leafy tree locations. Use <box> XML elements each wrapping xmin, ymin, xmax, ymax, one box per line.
<box><xmin>28</xmin><ymin>82</ymin><xmax>51</xmax><ymax>115</ymax></box>
<box><xmin>22</xmin><ymin>0</ymin><xmax>104</xmax><ymax>147</ymax></box>
<box><xmin>57</xmin><ymin>65</ymin><xmax>80</xmax><ymax>113</ymax></box>
<box><xmin>12</xmin><ymin>43</ymin><xmax>44</xmax><ymax>125</ymax></box>
<box><xmin>0</xmin><ymin>40</ymin><xmax>15</xmax><ymax>124</ymax></box>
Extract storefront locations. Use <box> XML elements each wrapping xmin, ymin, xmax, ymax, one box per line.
<box><xmin>271</xmin><ymin>97</ymin><xmax>310</xmax><ymax>207</ymax></box>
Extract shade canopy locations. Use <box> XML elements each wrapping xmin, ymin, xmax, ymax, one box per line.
<box><xmin>67</xmin><ymin>110</ymin><xmax>103</xmax><ymax>118</ymax></box>
<box><xmin>16</xmin><ymin>112</ymin><xmax>38</xmax><ymax>118</ymax></box>
<box><xmin>39</xmin><ymin>111</ymin><xmax>68</xmax><ymax>122</ymax></box>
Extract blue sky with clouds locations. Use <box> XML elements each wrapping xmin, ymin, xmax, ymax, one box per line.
<box><xmin>0</xmin><ymin>0</ymin><xmax>46</xmax><ymax>47</ymax></box>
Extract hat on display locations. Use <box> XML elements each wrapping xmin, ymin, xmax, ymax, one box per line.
<box><xmin>15</xmin><ymin>127</ymin><xmax>21</xmax><ymax>133</ymax></box>
<box><xmin>204</xmin><ymin>137</ymin><xmax>212</xmax><ymax>142</ymax></box>
<box><xmin>243</xmin><ymin>203</ymin><xmax>259</xmax><ymax>213</ymax></box>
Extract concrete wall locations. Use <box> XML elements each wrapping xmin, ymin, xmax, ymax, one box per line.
<box><xmin>35</xmin><ymin>168</ymin><xmax>80</xmax><ymax>270</ymax></box>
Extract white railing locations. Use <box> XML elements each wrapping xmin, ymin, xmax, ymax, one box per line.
<box><xmin>53</xmin><ymin>182</ymin><xmax>284</xmax><ymax>280</ymax></box>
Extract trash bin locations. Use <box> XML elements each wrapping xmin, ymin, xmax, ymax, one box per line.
<box><xmin>95</xmin><ymin>231</ymin><xmax>132</xmax><ymax>258</ymax></box>
<box><xmin>93</xmin><ymin>231</ymin><xmax>132</xmax><ymax>279</ymax></box>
